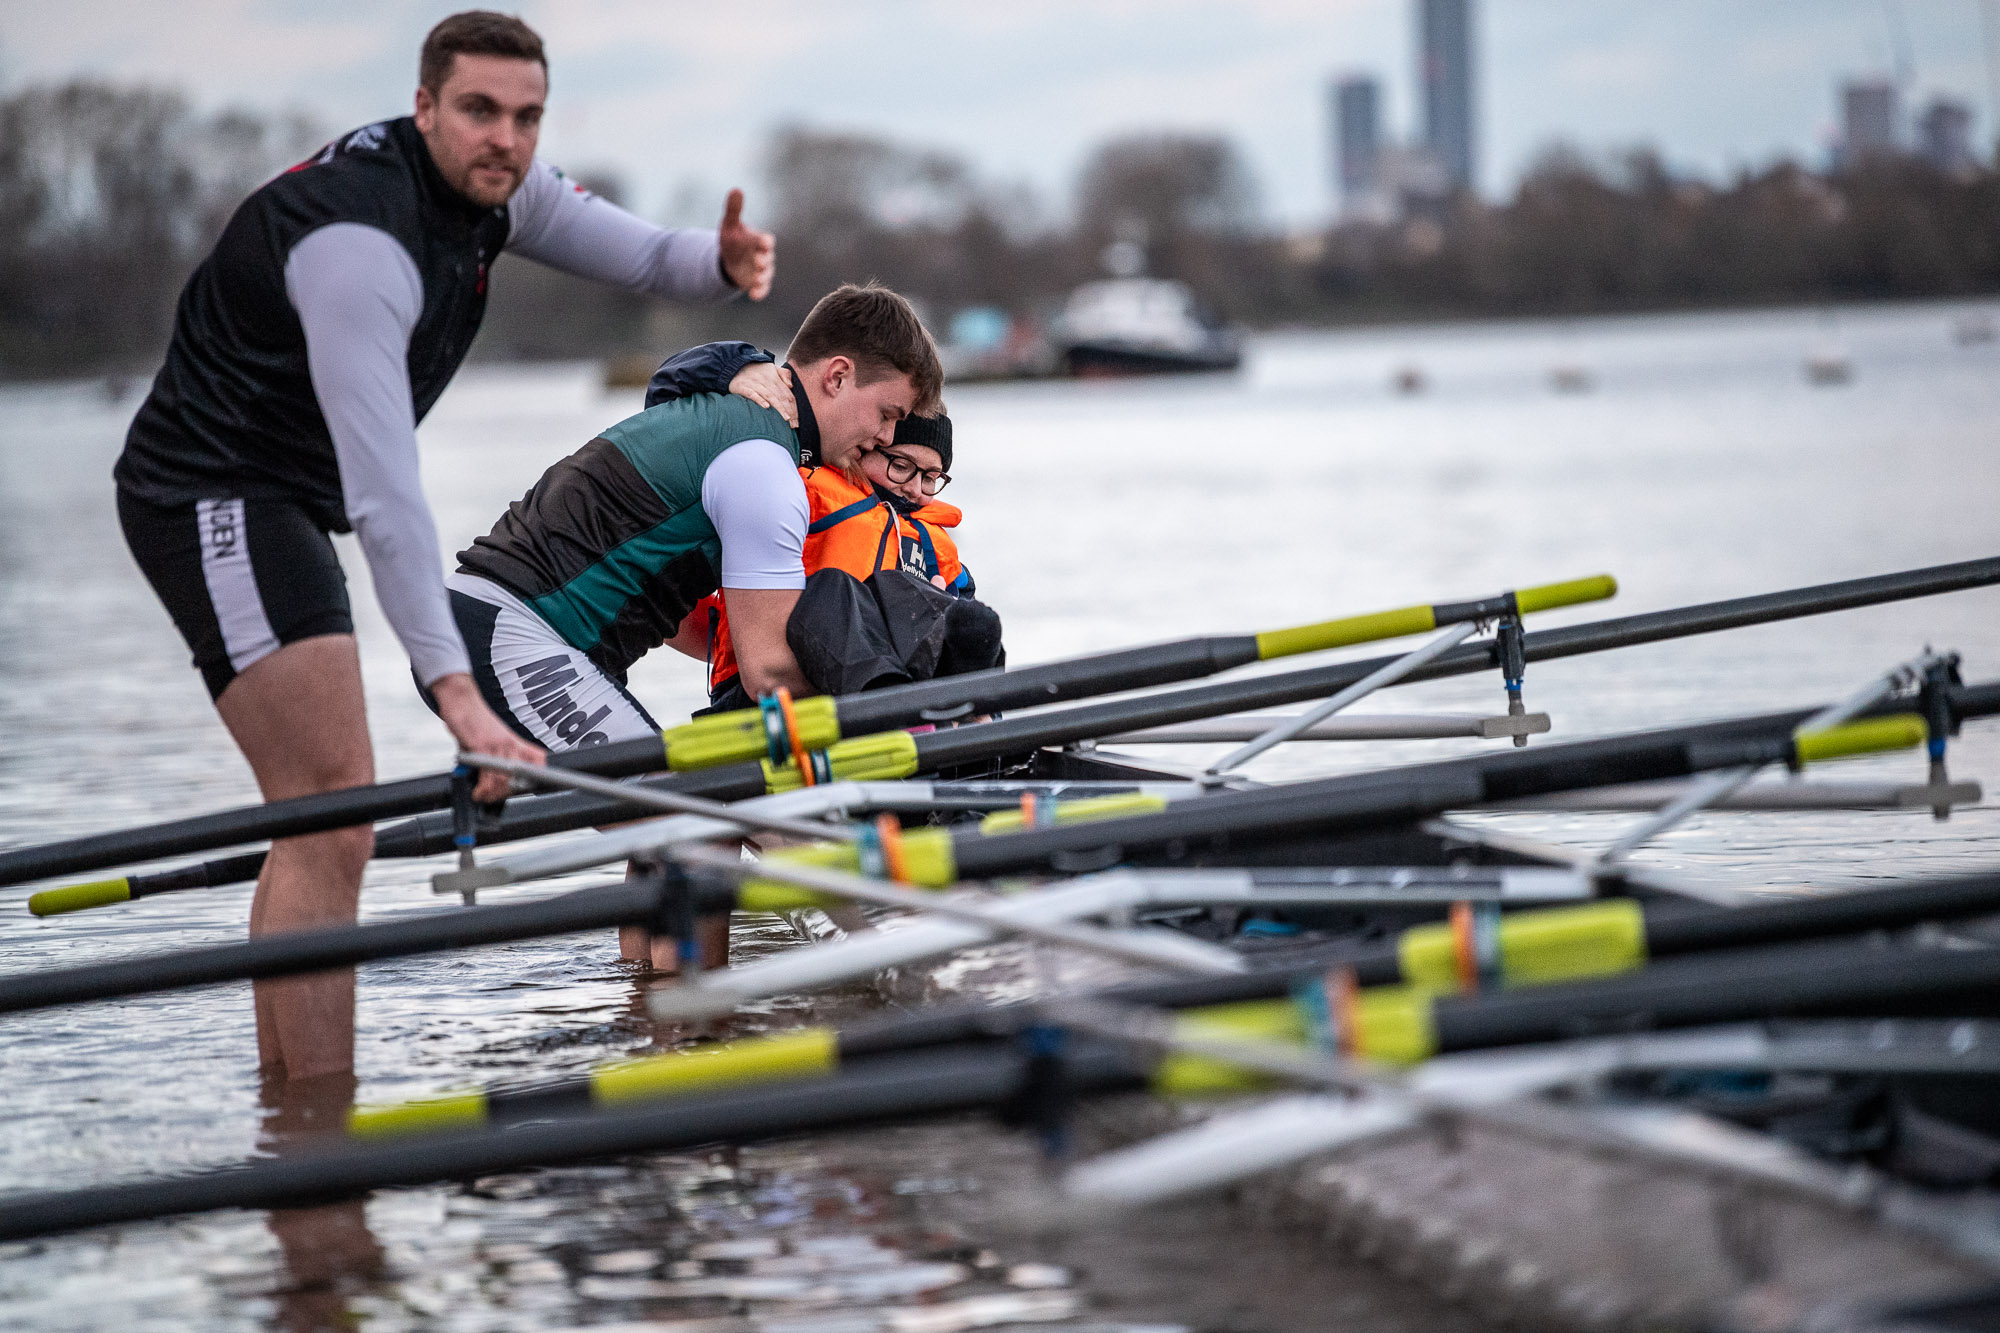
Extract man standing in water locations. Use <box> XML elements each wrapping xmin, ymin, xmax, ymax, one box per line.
<box><xmin>112</xmin><ymin>11</ymin><xmax>776</xmax><ymax>1083</ymax></box>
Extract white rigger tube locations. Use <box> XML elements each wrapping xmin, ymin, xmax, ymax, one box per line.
<box><xmin>465</xmin><ymin>756</ymin><xmax>1248</xmax><ymax>984</ymax></box>
<box><xmin>459</xmin><ymin>752</ymin><xmax>865</xmax><ymax>844</ymax></box>
<box><xmin>662</xmin><ymin>845</ymin><xmax>1245</xmax><ymax>985</ymax></box>
<box><xmin>1108</xmin><ymin>712</ymin><xmax>1540</xmax><ymax>743</ymax></box>
<box><xmin>646</xmin><ymin>866</ymin><xmax>1590</xmax><ymax>1022</ymax></box>
<box><xmin>1598</xmin><ymin>651</ymin><xmax>1943</xmax><ymax>864</ymax></box>
<box><xmin>1201</xmin><ymin>623</ymin><xmax>1481</xmax><ymax>783</ymax></box>
<box><xmin>1056</xmin><ymin>1022</ymin><xmax>1788</xmax><ymax>1211</ymax></box>
<box><xmin>433</xmin><ymin>783</ymin><xmax>875</xmax><ymax>895</ymax></box>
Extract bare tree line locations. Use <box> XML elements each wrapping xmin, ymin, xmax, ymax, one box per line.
<box><xmin>5</xmin><ymin>78</ymin><xmax>2000</xmax><ymax>381</ymax></box>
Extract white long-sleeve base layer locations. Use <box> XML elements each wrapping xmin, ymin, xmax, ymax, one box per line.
<box><xmin>282</xmin><ymin>160</ymin><xmax>734</xmax><ymax>687</ymax></box>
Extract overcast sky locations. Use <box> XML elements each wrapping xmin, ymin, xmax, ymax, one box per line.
<box><xmin>4</xmin><ymin>0</ymin><xmax>1997</xmax><ymax>228</ymax></box>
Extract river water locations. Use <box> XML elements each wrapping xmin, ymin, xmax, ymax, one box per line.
<box><xmin>2</xmin><ymin>298</ymin><xmax>2000</xmax><ymax>1331</ymax></box>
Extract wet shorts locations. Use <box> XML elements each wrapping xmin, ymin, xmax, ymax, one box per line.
<box><xmin>117</xmin><ymin>489</ymin><xmax>353</xmax><ymax>700</ymax></box>
<box><xmin>437</xmin><ymin>572</ymin><xmax>660</xmax><ymax>752</ymax></box>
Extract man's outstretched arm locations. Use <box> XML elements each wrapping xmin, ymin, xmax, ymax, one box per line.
<box><xmin>505</xmin><ymin>165</ymin><xmax>773</xmax><ymax>301</ymax></box>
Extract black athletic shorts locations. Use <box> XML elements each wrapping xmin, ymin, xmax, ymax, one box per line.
<box><xmin>117</xmin><ymin>489</ymin><xmax>354</xmax><ymax>700</ymax></box>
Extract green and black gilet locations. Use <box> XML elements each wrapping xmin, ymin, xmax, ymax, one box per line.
<box><xmin>458</xmin><ymin>389</ymin><xmax>817</xmax><ymax>679</ymax></box>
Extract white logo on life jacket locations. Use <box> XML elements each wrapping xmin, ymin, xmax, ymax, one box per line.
<box><xmin>898</xmin><ymin>531</ymin><xmax>931</xmax><ymax>578</ymax></box>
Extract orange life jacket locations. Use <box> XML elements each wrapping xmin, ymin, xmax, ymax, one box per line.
<box><xmin>698</xmin><ymin>466</ymin><xmax>966</xmax><ymax>697</ymax></box>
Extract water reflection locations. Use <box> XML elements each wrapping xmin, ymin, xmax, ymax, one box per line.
<box><xmin>257</xmin><ymin>1071</ymin><xmax>383</xmax><ymax>1333</ymax></box>
<box><xmin>6</xmin><ymin>301</ymin><xmax>2000</xmax><ymax>1330</ymax></box>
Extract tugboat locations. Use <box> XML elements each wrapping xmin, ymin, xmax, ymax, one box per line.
<box><xmin>1051</xmin><ymin>278</ymin><xmax>1243</xmax><ymax>377</ymax></box>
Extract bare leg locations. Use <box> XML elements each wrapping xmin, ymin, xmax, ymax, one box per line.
<box><xmin>216</xmin><ymin>634</ymin><xmax>375</xmax><ymax>1081</ymax></box>
<box><xmin>619</xmin><ymin>903</ymin><xmax>731</xmax><ymax>971</ymax></box>
<box><xmin>259</xmin><ymin>1067</ymin><xmax>382</xmax><ymax>1330</ymax></box>
<box><xmin>613</xmin><ymin>832</ymin><xmax>734</xmax><ymax>973</ymax></box>
<box><xmin>617</xmin><ymin>915</ymin><xmax>729</xmax><ymax>971</ymax></box>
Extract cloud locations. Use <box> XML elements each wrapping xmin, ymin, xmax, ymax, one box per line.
<box><xmin>1551</xmin><ymin>41</ymin><xmax>1670</xmax><ymax>92</ymax></box>
<box><xmin>4</xmin><ymin>0</ymin><xmax>394</xmax><ymax>92</ymax></box>
<box><xmin>5</xmin><ymin>0</ymin><xmax>1995</xmax><ymax>225</ymax></box>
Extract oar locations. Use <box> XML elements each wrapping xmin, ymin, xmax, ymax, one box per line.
<box><xmin>349</xmin><ymin>862</ymin><xmax>2000</xmax><ymax>1137</ymax></box>
<box><xmin>0</xmin><ymin>575</ymin><xmax>1615</xmax><ymax>890</ymax></box>
<box><xmin>461</xmin><ymin>754</ymin><xmax>1245</xmax><ymax>978</ymax></box>
<box><xmin>1054</xmin><ymin>1015</ymin><xmax>1994</xmax><ymax>1214</ymax></box>
<box><xmin>15</xmin><ymin>730</ymin><xmax>920</xmax><ymax>907</ymax></box>
<box><xmin>18</xmin><ymin>934</ymin><xmax>2000</xmax><ymax>1244</ymax></box>
<box><xmin>20</xmin><ymin>640</ymin><xmax>1976</xmax><ymax>926</ymax></box>
<box><xmin>442</xmin><ymin>668</ymin><xmax>1968</xmax><ymax>903</ymax></box>
<box><xmin>0</xmin><ymin>704</ymin><xmax>1927</xmax><ymax>1019</ymax></box>
<box><xmin>0</xmin><ymin>1040</ymin><xmax>1156</xmax><ymax>1245</ymax></box>
<box><xmin>0</xmin><ymin>790</ymin><xmax>1233</xmax><ymax>1017</ymax></box>
<box><xmin>638</xmin><ymin>863</ymin><xmax>1591</xmax><ymax>1026</ymax></box>
<box><xmin>1331</xmin><ymin>934</ymin><xmax>2000</xmax><ymax>1065</ymax></box>
<box><xmin>697</xmin><ymin>711</ymin><xmax>1936</xmax><ymax>911</ymax></box>
<box><xmin>12</xmin><ymin>557</ymin><xmax>1993</xmax><ymax>897</ymax></box>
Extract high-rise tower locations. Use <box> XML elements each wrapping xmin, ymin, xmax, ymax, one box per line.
<box><xmin>1418</xmin><ymin>0</ymin><xmax>1476</xmax><ymax>193</ymax></box>
<box><xmin>1332</xmin><ymin>75</ymin><xmax>1383</xmax><ymax>213</ymax></box>
<box><xmin>1840</xmin><ymin>79</ymin><xmax>1900</xmax><ymax>163</ymax></box>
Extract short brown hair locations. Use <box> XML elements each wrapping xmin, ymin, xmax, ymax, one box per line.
<box><xmin>420</xmin><ymin>12</ymin><xmax>546</xmax><ymax>93</ymax></box>
<box><xmin>787</xmin><ymin>284</ymin><xmax>944</xmax><ymax>416</ymax></box>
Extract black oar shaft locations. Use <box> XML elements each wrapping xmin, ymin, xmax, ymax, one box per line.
<box><xmin>1640</xmin><ymin>873</ymin><xmax>2000</xmax><ymax>957</ymax></box>
<box><xmin>8</xmin><ymin>691</ymin><xmax>1971</xmax><ymax>1016</ymax></box>
<box><xmin>910</xmin><ymin>560</ymin><xmax>2000</xmax><ymax>771</ymax></box>
<box><xmin>117</xmin><ymin>766</ymin><xmax>773</xmax><ymax>905</ymax></box>
<box><xmin>936</xmin><ymin>691</ymin><xmax>1996</xmax><ymax>881</ymax></box>
<box><xmin>831</xmin><ymin>871</ymin><xmax>2000</xmax><ymax>1063</ymax></box>
<box><xmin>0</xmin><ymin>774</ymin><xmax>453</xmax><ymax>891</ymax></box>
<box><xmin>5</xmin><ymin>559</ymin><xmax>1993</xmax><ymax>892</ymax></box>
<box><xmin>837</xmin><ymin>636</ymin><xmax>1256</xmax><ymax>732</ymax></box>
<box><xmin>1</xmin><ymin>757</ymin><xmax>771</xmax><ymax>894</ymax></box>
<box><xmin>0</xmin><ymin>1042</ymin><xmax>1146</xmax><ymax>1244</ymax></box>
<box><xmin>0</xmin><ymin>880</ymin><xmax>705</xmax><ymax>1015</ymax></box>
<box><xmin>129</xmin><ymin>852</ymin><xmax>270</xmax><ymax>902</ymax></box>
<box><xmin>387</xmin><ymin>866</ymin><xmax>2000</xmax><ymax>1130</ymax></box>
<box><xmin>1430</xmin><ymin>939</ymin><xmax>2000</xmax><ymax>1053</ymax></box>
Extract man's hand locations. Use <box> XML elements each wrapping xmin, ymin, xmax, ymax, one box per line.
<box><xmin>430</xmin><ymin>673</ymin><xmax>544</xmax><ymax>802</ymax></box>
<box><xmin>727</xmin><ymin>361</ymin><xmax>797</xmax><ymax>425</ymax></box>
<box><xmin>718</xmin><ymin>189</ymin><xmax>775</xmax><ymax>300</ymax></box>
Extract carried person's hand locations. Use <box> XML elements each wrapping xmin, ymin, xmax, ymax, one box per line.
<box><xmin>727</xmin><ymin>361</ymin><xmax>797</xmax><ymax>425</ymax></box>
<box><xmin>718</xmin><ymin>188</ymin><xmax>775</xmax><ymax>300</ymax></box>
<box><xmin>430</xmin><ymin>673</ymin><xmax>545</xmax><ymax>802</ymax></box>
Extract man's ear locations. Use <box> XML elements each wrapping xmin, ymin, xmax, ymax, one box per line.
<box><xmin>414</xmin><ymin>84</ymin><xmax>436</xmax><ymax>130</ymax></box>
<box><xmin>820</xmin><ymin>355</ymin><xmax>854</xmax><ymax>397</ymax></box>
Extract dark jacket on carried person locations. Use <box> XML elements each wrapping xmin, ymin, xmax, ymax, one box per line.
<box><xmin>646</xmin><ymin>342</ymin><xmax>1002</xmax><ymax>707</ymax></box>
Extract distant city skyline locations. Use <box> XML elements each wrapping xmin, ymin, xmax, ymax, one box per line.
<box><xmin>1419</xmin><ymin>0</ymin><xmax>1476</xmax><ymax>191</ymax></box>
<box><xmin>3</xmin><ymin>1</ymin><xmax>1997</xmax><ymax>228</ymax></box>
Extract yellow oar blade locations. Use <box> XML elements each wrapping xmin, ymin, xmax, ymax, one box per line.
<box><xmin>1513</xmin><ymin>574</ymin><xmax>1618</xmax><ymax>614</ymax></box>
<box><xmin>1793</xmin><ymin>714</ymin><xmax>1927</xmax><ymax>765</ymax></box>
<box><xmin>1253</xmin><ymin>573</ymin><xmax>1618</xmax><ymax>663</ymax></box>
<box><xmin>28</xmin><ymin>878</ymin><xmax>132</xmax><ymax>918</ymax></box>
<box><xmin>660</xmin><ymin>695</ymin><xmax>841</xmax><ymax>773</ymax></box>
<box><xmin>1254</xmin><ymin>605</ymin><xmax>1437</xmax><ymax>661</ymax></box>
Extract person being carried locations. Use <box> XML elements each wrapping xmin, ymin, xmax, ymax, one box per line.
<box><xmin>646</xmin><ymin>342</ymin><xmax>1003</xmax><ymax>714</ymax></box>
<box><xmin>436</xmin><ymin>283</ymin><xmax>943</xmax><ymax>969</ymax></box>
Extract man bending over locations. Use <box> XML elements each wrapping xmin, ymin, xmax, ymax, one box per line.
<box><xmin>438</xmin><ymin>284</ymin><xmax>944</xmax><ymax>965</ymax></box>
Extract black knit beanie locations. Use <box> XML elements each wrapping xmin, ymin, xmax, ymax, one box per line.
<box><xmin>892</xmin><ymin>412</ymin><xmax>952</xmax><ymax>471</ymax></box>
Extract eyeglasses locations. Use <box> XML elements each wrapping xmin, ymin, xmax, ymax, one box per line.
<box><xmin>881</xmin><ymin>451</ymin><xmax>951</xmax><ymax>495</ymax></box>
